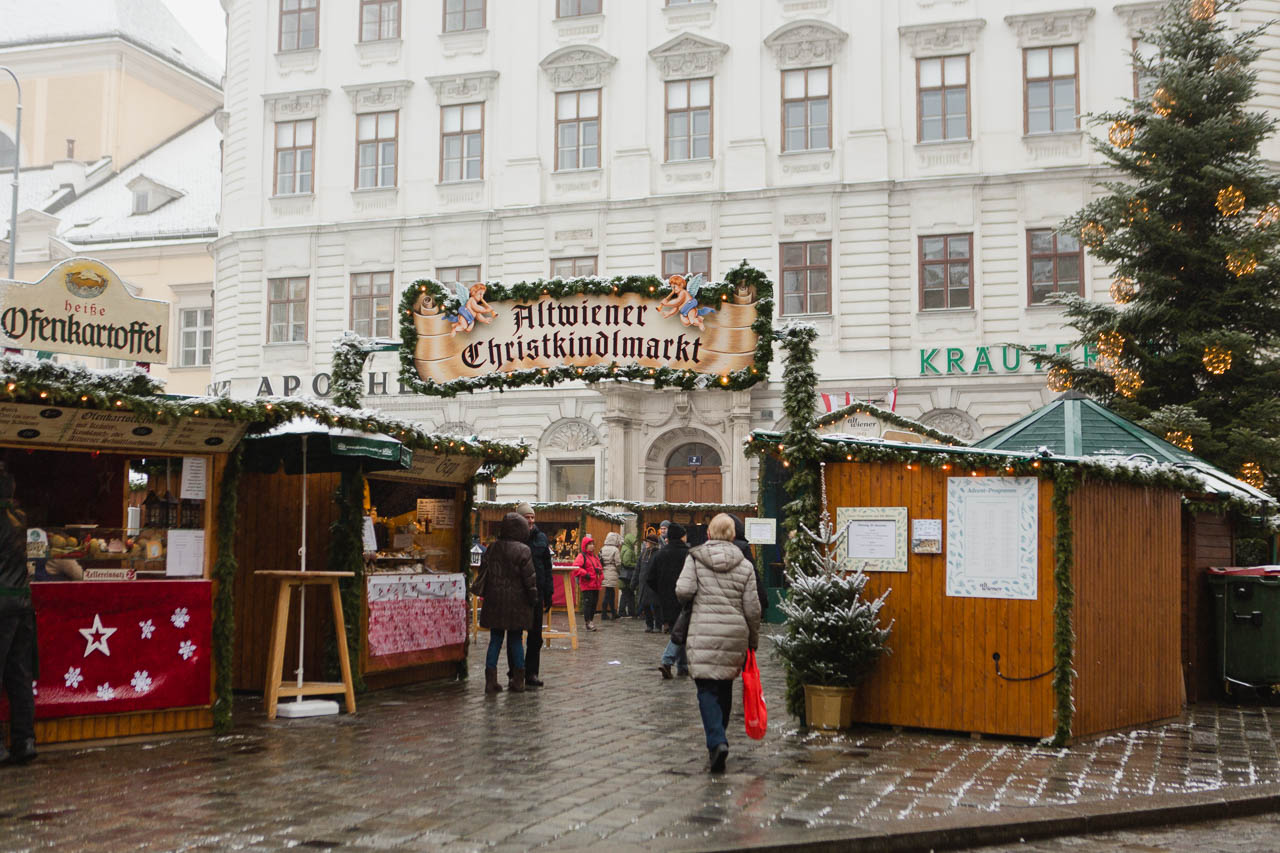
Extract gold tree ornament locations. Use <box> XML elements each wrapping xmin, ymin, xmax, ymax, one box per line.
<box><xmin>1216</xmin><ymin>185</ymin><xmax>1246</xmax><ymax>217</ymax></box>
<box><xmin>1165</xmin><ymin>430</ymin><xmax>1194</xmax><ymax>451</ymax></box>
<box><xmin>1110</xmin><ymin>276</ymin><xmax>1138</xmax><ymax>304</ymax></box>
<box><xmin>1255</xmin><ymin>203</ymin><xmax>1280</xmax><ymax>227</ymax></box>
<box><xmin>1047</xmin><ymin>365</ymin><xmax>1074</xmax><ymax>392</ymax></box>
<box><xmin>1190</xmin><ymin>0</ymin><xmax>1215</xmax><ymax>21</ymax></box>
<box><xmin>1202</xmin><ymin>345</ymin><xmax>1233</xmax><ymax>375</ymax></box>
<box><xmin>1096</xmin><ymin>330</ymin><xmax>1125</xmax><ymax>359</ymax></box>
<box><xmin>1112</xmin><ymin>366</ymin><xmax>1143</xmax><ymax>398</ymax></box>
<box><xmin>1226</xmin><ymin>249</ymin><xmax>1258</xmax><ymax>276</ymax></box>
<box><xmin>1240</xmin><ymin>462</ymin><xmax>1265</xmax><ymax>490</ymax></box>
<box><xmin>1080</xmin><ymin>221</ymin><xmax>1107</xmax><ymax>248</ymax></box>
<box><xmin>1152</xmin><ymin>87</ymin><xmax>1176</xmax><ymax>117</ymax></box>
<box><xmin>1108</xmin><ymin>120</ymin><xmax>1136</xmax><ymax>148</ymax></box>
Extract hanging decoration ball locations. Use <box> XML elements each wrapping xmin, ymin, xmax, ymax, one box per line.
<box><xmin>1152</xmin><ymin>87</ymin><xmax>1176</xmax><ymax>117</ymax></box>
<box><xmin>1108</xmin><ymin>120</ymin><xmax>1136</xmax><ymax>148</ymax></box>
<box><xmin>1255</xmin><ymin>202</ymin><xmax>1280</xmax><ymax>228</ymax></box>
<box><xmin>1190</xmin><ymin>0</ymin><xmax>1215</xmax><ymax>21</ymax></box>
<box><xmin>1112</xmin><ymin>366</ymin><xmax>1143</xmax><ymax>399</ymax></box>
<box><xmin>1080</xmin><ymin>221</ymin><xmax>1107</xmax><ymax>248</ymax></box>
<box><xmin>1213</xmin><ymin>53</ymin><xmax>1241</xmax><ymax>73</ymax></box>
<box><xmin>1240</xmin><ymin>462</ymin><xmax>1265</xmax><ymax>490</ymax></box>
<box><xmin>1202</xmin><ymin>345</ymin><xmax>1233</xmax><ymax>375</ymax></box>
<box><xmin>1046</xmin><ymin>365</ymin><xmax>1074</xmax><ymax>392</ymax></box>
<box><xmin>1127</xmin><ymin>198</ymin><xmax>1150</xmax><ymax>222</ymax></box>
<box><xmin>1110</xmin><ymin>276</ymin><xmax>1138</xmax><ymax>304</ymax></box>
<box><xmin>1095</xmin><ymin>353</ymin><xmax>1119</xmax><ymax>375</ymax></box>
<box><xmin>1096</xmin><ymin>330</ymin><xmax>1125</xmax><ymax>359</ymax></box>
<box><xmin>1226</xmin><ymin>249</ymin><xmax>1258</xmax><ymax>277</ymax></box>
<box><xmin>1216</xmin><ymin>185</ymin><xmax>1247</xmax><ymax>217</ymax></box>
<box><xmin>1165</xmin><ymin>431</ymin><xmax>1194</xmax><ymax>451</ymax></box>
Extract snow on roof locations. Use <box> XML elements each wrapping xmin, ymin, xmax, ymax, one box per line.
<box><xmin>55</xmin><ymin>114</ymin><xmax>219</xmax><ymax>245</ymax></box>
<box><xmin>0</xmin><ymin>0</ymin><xmax>222</xmax><ymax>85</ymax></box>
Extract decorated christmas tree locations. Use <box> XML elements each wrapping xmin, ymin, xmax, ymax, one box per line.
<box><xmin>1041</xmin><ymin>0</ymin><xmax>1280</xmax><ymax>500</ymax></box>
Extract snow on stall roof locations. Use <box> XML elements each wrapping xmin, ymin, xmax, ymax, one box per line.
<box><xmin>0</xmin><ymin>0</ymin><xmax>222</xmax><ymax>85</ymax></box>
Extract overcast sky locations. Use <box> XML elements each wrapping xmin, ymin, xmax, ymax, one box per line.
<box><xmin>162</xmin><ymin>0</ymin><xmax>227</xmax><ymax>71</ymax></box>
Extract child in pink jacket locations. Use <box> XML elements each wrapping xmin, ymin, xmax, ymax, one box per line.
<box><xmin>572</xmin><ymin>535</ymin><xmax>604</xmax><ymax>631</ymax></box>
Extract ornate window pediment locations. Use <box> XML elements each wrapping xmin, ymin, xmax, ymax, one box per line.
<box><xmin>763</xmin><ymin>19</ymin><xmax>848</xmax><ymax>70</ymax></box>
<box><xmin>898</xmin><ymin>19</ymin><xmax>986</xmax><ymax>58</ymax></box>
<box><xmin>1004</xmin><ymin>8</ymin><xmax>1095</xmax><ymax>47</ymax></box>
<box><xmin>342</xmin><ymin>79</ymin><xmax>414</xmax><ymax>112</ymax></box>
<box><xmin>539</xmin><ymin>45</ymin><xmax>618</xmax><ymax>91</ymax></box>
<box><xmin>262</xmin><ymin>88</ymin><xmax>330</xmax><ymax>122</ymax></box>
<box><xmin>542</xmin><ymin>419</ymin><xmax>601</xmax><ymax>452</ymax></box>
<box><xmin>1113</xmin><ymin>2</ymin><xmax>1164</xmax><ymax>38</ymax></box>
<box><xmin>427</xmin><ymin>71</ymin><xmax>500</xmax><ymax>105</ymax></box>
<box><xmin>648</xmin><ymin>32</ymin><xmax>729</xmax><ymax>81</ymax></box>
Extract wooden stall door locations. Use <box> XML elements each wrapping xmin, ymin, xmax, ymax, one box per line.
<box><xmin>1181</xmin><ymin>511</ymin><xmax>1234</xmax><ymax>702</ymax></box>
<box><xmin>827</xmin><ymin>462</ymin><xmax>1057</xmax><ymax>740</ymax></box>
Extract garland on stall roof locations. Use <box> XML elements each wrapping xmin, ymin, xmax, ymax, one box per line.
<box><xmin>1050</xmin><ymin>467</ymin><xmax>1078</xmax><ymax>747</ymax></box>
<box><xmin>816</xmin><ymin>399</ymin><xmax>967</xmax><ymax>446</ymax></box>
<box><xmin>211</xmin><ymin>445</ymin><xmax>243</xmax><ymax>733</ymax></box>
<box><xmin>395</xmin><ymin>262</ymin><xmax>775</xmax><ymax>398</ymax></box>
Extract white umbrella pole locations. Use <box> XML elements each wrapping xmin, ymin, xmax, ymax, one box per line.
<box><xmin>296</xmin><ymin>434</ymin><xmax>307</xmax><ymax>697</ymax></box>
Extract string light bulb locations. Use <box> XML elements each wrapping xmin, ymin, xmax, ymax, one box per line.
<box><xmin>1202</xmin><ymin>345</ymin><xmax>1233</xmax><ymax>375</ymax></box>
<box><xmin>1165</xmin><ymin>430</ymin><xmax>1194</xmax><ymax>451</ymax></box>
<box><xmin>1047</xmin><ymin>365</ymin><xmax>1074</xmax><ymax>392</ymax></box>
<box><xmin>1226</xmin><ymin>250</ymin><xmax>1258</xmax><ymax>277</ymax></box>
<box><xmin>1112</xmin><ymin>366</ymin><xmax>1143</xmax><ymax>398</ymax></box>
<box><xmin>1216</xmin><ymin>185</ymin><xmax>1246</xmax><ymax>217</ymax></box>
<box><xmin>1097</xmin><ymin>331</ymin><xmax>1125</xmax><ymax>359</ymax></box>
<box><xmin>1080</xmin><ymin>221</ymin><xmax>1107</xmax><ymax>248</ymax></box>
<box><xmin>1108</xmin><ymin>120</ymin><xmax>1135</xmax><ymax>148</ymax></box>
<box><xmin>1110</xmin><ymin>276</ymin><xmax>1137</xmax><ymax>304</ymax></box>
<box><xmin>1152</xmin><ymin>87</ymin><xmax>1175</xmax><ymax>117</ymax></box>
<box><xmin>1240</xmin><ymin>462</ymin><xmax>1265</xmax><ymax>489</ymax></box>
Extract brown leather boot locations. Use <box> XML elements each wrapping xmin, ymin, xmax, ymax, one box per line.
<box><xmin>484</xmin><ymin>667</ymin><xmax>503</xmax><ymax>693</ymax></box>
<box><xmin>509</xmin><ymin>668</ymin><xmax>526</xmax><ymax>693</ymax></box>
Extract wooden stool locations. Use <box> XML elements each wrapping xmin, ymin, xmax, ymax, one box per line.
<box><xmin>542</xmin><ymin>568</ymin><xmax>579</xmax><ymax>650</ymax></box>
<box><xmin>256</xmin><ymin>570</ymin><xmax>357</xmax><ymax>720</ymax></box>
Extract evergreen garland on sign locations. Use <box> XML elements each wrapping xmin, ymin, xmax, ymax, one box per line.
<box><xmin>395</xmin><ymin>262</ymin><xmax>774</xmax><ymax>397</ymax></box>
<box><xmin>211</xmin><ymin>446</ymin><xmax>243</xmax><ymax>733</ymax></box>
<box><xmin>816</xmin><ymin>400</ymin><xmax>966</xmax><ymax>445</ymax></box>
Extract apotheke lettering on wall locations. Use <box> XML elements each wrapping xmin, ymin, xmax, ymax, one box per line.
<box><xmin>919</xmin><ymin>344</ymin><xmax>1097</xmax><ymax>376</ymax></box>
<box><xmin>248</xmin><ymin>372</ymin><xmax>414</xmax><ymax>398</ymax></box>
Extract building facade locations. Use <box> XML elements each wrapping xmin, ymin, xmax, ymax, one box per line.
<box><xmin>212</xmin><ymin>0</ymin><xmax>1280</xmax><ymax>502</ymax></box>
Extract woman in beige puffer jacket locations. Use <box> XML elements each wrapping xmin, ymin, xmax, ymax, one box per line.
<box><xmin>599</xmin><ymin>531</ymin><xmax>622</xmax><ymax>620</ymax></box>
<box><xmin>675</xmin><ymin>513</ymin><xmax>761</xmax><ymax>773</ymax></box>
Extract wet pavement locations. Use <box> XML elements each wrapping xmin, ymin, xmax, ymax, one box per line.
<box><xmin>971</xmin><ymin>809</ymin><xmax>1280</xmax><ymax>852</ymax></box>
<box><xmin>4</xmin><ymin>618</ymin><xmax>1280</xmax><ymax>852</ymax></box>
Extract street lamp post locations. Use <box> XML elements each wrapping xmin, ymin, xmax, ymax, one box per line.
<box><xmin>0</xmin><ymin>67</ymin><xmax>20</xmax><ymax>280</ymax></box>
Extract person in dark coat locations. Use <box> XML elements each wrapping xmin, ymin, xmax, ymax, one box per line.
<box><xmin>634</xmin><ymin>530</ymin><xmax>663</xmax><ymax>632</ymax></box>
<box><xmin>0</xmin><ymin>469</ymin><xmax>35</xmax><ymax>764</ymax></box>
<box><xmin>518</xmin><ymin>502</ymin><xmax>553</xmax><ymax>688</ymax></box>
<box><xmin>647</xmin><ymin>522</ymin><xmax>690</xmax><ymax>678</ymax></box>
<box><xmin>478</xmin><ymin>513</ymin><xmax>538</xmax><ymax>694</ymax></box>
<box><xmin>732</xmin><ymin>515</ymin><xmax>771</xmax><ymax>622</ymax></box>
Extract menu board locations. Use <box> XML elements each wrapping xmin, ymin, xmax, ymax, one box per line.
<box><xmin>0</xmin><ymin>404</ymin><xmax>245</xmax><ymax>453</ymax></box>
<box><xmin>945</xmin><ymin>477</ymin><xmax>1039</xmax><ymax>600</ymax></box>
<box><xmin>416</xmin><ymin>498</ymin><xmax>456</xmax><ymax>529</ymax></box>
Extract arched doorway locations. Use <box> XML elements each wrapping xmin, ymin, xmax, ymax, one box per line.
<box><xmin>664</xmin><ymin>442</ymin><xmax>722</xmax><ymax>503</ymax></box>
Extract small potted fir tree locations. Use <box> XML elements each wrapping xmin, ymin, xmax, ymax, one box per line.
<box><xmin>773</xmin><ymin>513</ymin><xmax>892</xmax><ymax>730</ymax></box>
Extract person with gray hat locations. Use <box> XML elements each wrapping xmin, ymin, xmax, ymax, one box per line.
<box><xmin>517</xmin><ymin>502</ymin><xmax>553</xmax><ymax>688</ymax></box>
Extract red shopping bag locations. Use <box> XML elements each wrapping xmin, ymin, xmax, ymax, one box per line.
<box><xmin>742</xmin><ymin>649</ymin><xmax>767</xmax><ymax>740</ymax></box>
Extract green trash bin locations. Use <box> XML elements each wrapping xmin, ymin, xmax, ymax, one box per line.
<box><xmin>1208</xmin><ymin>567</ymin><xmax>1280</xmax><ymax>693</ymax></box>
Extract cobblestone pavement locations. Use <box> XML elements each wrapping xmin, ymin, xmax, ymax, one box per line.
<box><xmin>4</xmin><ymin>618</ymin><xmax>1280</xmax><ymax>852</ymax></box>
<box><xmin>971</xmin><ymin>810</ymin><xmax>1280</xmax><ymax>852</ymax></box>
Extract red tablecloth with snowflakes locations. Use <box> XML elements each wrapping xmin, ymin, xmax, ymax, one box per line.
<box><xmin>366</xmin><ymin>572</ymin><xmax>465</xmax><ymax>671</ymax></box>
<box><xmin>1</xmin><ymin>580</ymin><xmax>212</xmax><ymax>721</ymax></box>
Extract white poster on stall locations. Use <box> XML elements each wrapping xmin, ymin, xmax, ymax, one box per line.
<box><xmin>945</xmin><ymin>477</ymin><xmax>1038</xmax><ymax>600</ymax></box>
<box><xmin>416</xmin><ymin>498</ymin><xmax>456</xmax><ymax>529</ymax></box>
<box><xmin>165</xmin><ymin>530</ymin><xmax>205</xmax><ymax>577</ymax></box>
<box><xmin>179</xmin><ymin>457</ymin><xmax>208</xmax><ymax>500</ymax></box>
<box><xmin>835</xmin><ymin>507</ymin><xmax>908</xmax><ymax>573</ymax></box>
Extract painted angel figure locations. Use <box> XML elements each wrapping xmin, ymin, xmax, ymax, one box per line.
<box><xmin>657</xmin><ymin>273</ymin><xmax>716</xmax><ymax>330</ymax></box>
<box><xmin>446</xmin><ymin>282</ymin><xmax>498</xmax><ymax>335</ymax></box>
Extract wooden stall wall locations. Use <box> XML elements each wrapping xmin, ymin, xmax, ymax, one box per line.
<box><xmin>826</xmin><ymin>462</ymin><xmax>1058</xmax><ymax>739</ymax></box>
<box><xmin>1181</xmin><ymin>511</ymin><xmax>1233</xmax><ymax>702</ymax></box>
<box><xmin>1071</xmin><ymin>482</ymin><xmax>1183</xmax><ymax>737</ymax></box>
<box><xmin>232</xmin><ymin>471</ymin><xmax>341</xmax><ymax>692</ymax></box>
<box><xmin>584</xmin><ymin>515</ymin><xmax>620</xmax><ymax>550</ymax></box>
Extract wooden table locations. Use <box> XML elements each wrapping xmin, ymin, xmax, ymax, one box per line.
<box><xmin>255</xmin><ymin>570</ymin><xmax>356</xmax><ymax>720</ymax></box>
<box><xmin>470</xmin><ymin>568</ymin><xmax>579</xmax><ymax>651</ymax></box>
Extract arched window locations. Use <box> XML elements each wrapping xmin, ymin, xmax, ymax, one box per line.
<box><xmin>0</xmin><ymin>132</ymin><xmax>14</xmax><ymax>169</ymax></box>
<box><xmin>666</xmin><ymin>442</ymin><xmax>721</xmax><ymax>469</ymax></box>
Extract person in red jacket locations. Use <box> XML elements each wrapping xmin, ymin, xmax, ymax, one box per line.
<box><xmin>572</xmin><ymin>535</ymin><xmax>603</xmax><ymax>631</ymax></box>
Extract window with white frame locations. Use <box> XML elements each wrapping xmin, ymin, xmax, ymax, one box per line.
<box><xmin>665</xmin><ymin>78</ymin><xmax>712</xmax><ymax>161</ymax></box>
<box><xmin>179</xmin><ymin>307</ymin><xmax>214</xmax><ymax>367</ymax></box>
<box><xmin>268</xmin><ymin>276</ymin><xmax>308</xmax><ymax>343</ymax></box>
<box><xmin>274</xmin><ymin>119</ymin><xmax>314</xmax><ymax>196</ymax></box>
<box><xmin>556</xmin><ymin>90</ymin><xmax>600</xmax><ymax>171</ymax></box>
<box><xmin>441</xmin><ymin>103</ymin><xmax>483</xmax><ymax>182</ymax></box>
<box><xmin>356</xmin><ymin>111</ymin><xmax>397</xmax><ymax>188</ymax></box>
<box><xmin>917</xmin><ymin>55</ymin><xmax>969</xmax><ymax>142</ymax></box>
<box><xmin>350</xmin><ymin>272</ymin><xmax>393</xmax><ymax>338</ymax></box>
<box><xmin>781</xmin><ymin>67</ymin><xmax>830</xmax><ymax>151</ymax></box>
<box><xmin>360</xmin><ymin>0</ymin><xmax>399</xmax><ymax>42</ymax></box>
<box><xmin>1024</xmin><ymin>46</ymin><xmax>1078</xmax><ymax>134</ymax></box>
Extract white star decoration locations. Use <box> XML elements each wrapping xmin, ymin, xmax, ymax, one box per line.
<box><xmin>79</xmin><ymin>614</ymin><xmax>117</xmax><ymax>658</ymax></box>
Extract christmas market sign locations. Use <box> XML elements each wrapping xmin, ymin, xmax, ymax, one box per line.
<box><xmin>0</xmin><ymin>403</ymin><xmax>247</xmax><ymax>452</ymax></box>
<box><xmin>365</xmin><ymin>449</ymin><xmax>483</xmax><ymax>485</ymax></box>
<box><xmin>0</xmin><ymin>258</ymin><xmax>169</xmax><ymax>363</ymax></box>
<box><xmin>397</xmin><ymin>263</ymin><xmax>773</xmax><ymax>396</ymax></box>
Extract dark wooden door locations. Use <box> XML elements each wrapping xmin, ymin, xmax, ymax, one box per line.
<box><xmin>665</xmin><ymin>467</ymin><xmax>722</xmax><ymax>503</ymax></box>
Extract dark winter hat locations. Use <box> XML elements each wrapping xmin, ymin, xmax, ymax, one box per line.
<box><xmin>666</xmin><ymin>522</ymin><xmax>686</xmax><ymax>540</ymax></box>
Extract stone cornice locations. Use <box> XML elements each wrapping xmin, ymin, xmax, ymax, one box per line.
<box><xmin>763</xmin><ymin>19</ymin><xmax>849</xmax><ymax>69</ymax></box>
<box><xmin>648</xmin><ymin>32</ymin><xmax>730</xmax><ymax>80</ymax></box>
<box><xmin>261</xmin><ymin>88</ymin><xmax>330</xmax><ymax>121</ymax></box>
<box><xmin>426</xmin><ymin>70</ymin><xmax>500</xmax><ymax>105</ymax></box>
<box><xmin>1004</xmin><ymin>8</ymin><xmax>1096</xmax><ymax>47</ymax></box>
<box><xmin>1113</xmin><ymin>2</ymin><xmax>1164</xmax><ymax>38</ymax></box>
<box><xmin>539</xmin><ymin>45</ymin><xmax>618</xmax><ymax>91</ymax></box>
<box><xmin>898</xmin><ymin>18</ymin><xmax>986</xmax><ymax>58</ymax></box>
<box><xmin>342</xmin><ymin>79</ymin><xmax>414</xmax><ymax>113</ymax></box>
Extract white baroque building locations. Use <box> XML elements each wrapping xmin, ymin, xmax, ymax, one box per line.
<box><xmin>212</xmin><ymin>0</ymin><xmax>1280</xmax><ymax>503</ymax></box>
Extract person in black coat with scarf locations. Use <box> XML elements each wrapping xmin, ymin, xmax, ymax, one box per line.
<box><xmin>731</xmin><ymin>515</ymin><xmax>771</xmax><ymax>622</ymax></box>
<box><xmin>518</xmin><ymin>502</ymin><xmax>553</xmax><ymax>688</ymax></box>
<box><xmin>647</xmin><ymin>522</ymin><xmax>690</xmax><ymax>678</ymax></box>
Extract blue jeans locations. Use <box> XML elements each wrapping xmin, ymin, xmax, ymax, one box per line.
<box><xmin>661</xmin><ymin>638</ymin><xmax>688</xmax><ymax>672</ymax></box>
<box><xmin>696</xmin><ymin>678</ymin><xmax>734</xmax><ymax>751</ymax></box>
<box><xmin>485</xmin><ymin>628</ymin><xmax>525</xmax><ymax>670</ymax></box>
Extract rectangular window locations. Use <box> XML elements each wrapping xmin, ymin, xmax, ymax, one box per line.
<box><xmin>179</xmin><ymin>307</ymin><xmax>213</xmax><ymax>367</ymax></box>
<box><xmin>279</xmin><ymin>0</ymin><xmax>318</xmax><ymax>51</ymax></box>
<box><xmin>556</xmin><ymin>90</ymin><xmax>601</xmax><ymax>171</ymax></box>
<box><xmin>550</xmin><ymin>256</ymin><xmax>597</xmax><ymax>278</ymax></box>
<box><xmin>917</xmin><ymin>55</ymin><xmax>969</xmax><ymax>142</ymax></box>
<box><xmin>132</xmin><ymin>190</ymin><xmax>148</xmax><ymax>214</ymax></box>
<box><xmin>440</xmin><ymin>103</ymin><xmax>484</xmax><ymax>182</ymax></box>
<box><xmin>437</xmin><ymin>265</ymin><xmax>481</xmax><ymax>285</ymax></box>
<box><xmin>919</xmin><ymin>234</ymin><xmax>972</xmax><ymax>310</ymax></box>
<box><xmin>550</xmin><ymin>460</ymin><xmax>595</xmax><ymax>501</ymax></box>
<box><xmin>267</xmin><ymin>277</ymin><xmax>309</xmax><ymax>343</ymax></box>
<box><xmin>1133</xmin><ymin>38</ymin><xmax>1158</xmax><ymax>100</ymax></box>
<box><xmin>443</xmin><ymin>0</ymin><xmax>484</xmax><ymax>32</ymax></box>
<box><xmin>558</xmin><ymin>0</ymin><xmax>600</xmax><ymax>16</ymax></box>
<box><xmin>1024</xmin><ymin>45</ymin><xmax>1078</xmax><ymax>134</ymax></box>
<box><xmin>665</xmin><ymin>78</ymin><xmax>712</xmax><ymax>161</ymax></box>
<box><xmin>356</xmin><ymin>111</ymin><xmax>397</xmax><ymax>189</ymax></box>
<box><xmin>350</xmin><ymin>271</ymin><xmax>393</xmax><ymax>338</ymax></box>
<box><xmin>781</xmin><ymin>67</ymin><xmax>830</xmax><ymax>152</ymax></box>
<box><xmin>779</xmin><ymin>240</ymin><xmax>830</xmax><ymax>315</ymax></box>
<box><xmin>274</xmin><ymin>119</ymin><xmax>314</xmax><ymax>196</ymax></box>
<box><xmin>662</xmin><ymin>248</ymin><xmax>711</xmax><ymax>278</ymax></box>
<box><xmin>360</xmin><ymin>0</ymin><xmax>400</xmax><ymax>42</ymax></box>
<box><xmin>1027</xmin><ymin>229</ymin><xmax>1083</xmax><ymax>304</ymax></box>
